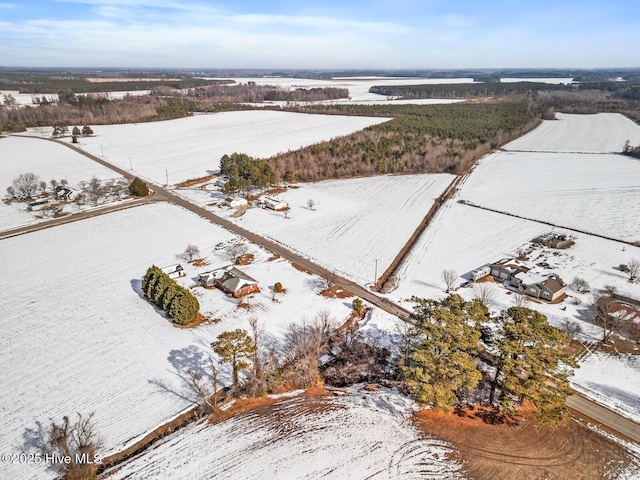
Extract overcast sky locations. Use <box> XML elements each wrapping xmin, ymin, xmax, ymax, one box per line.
<box><xmin>1</xmin><ymin>0</ymin><xmax>639</xmax><ymax>69</ymax></box>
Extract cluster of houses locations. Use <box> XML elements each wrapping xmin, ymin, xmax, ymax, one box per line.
<box><xmin>161</xmin><ymin>263</ymin><xmax>259</xmax><ymax>298</ymax></box>
<box><xmin>223</xmin><ymin>196</ymin><xmax>289</xmax><ymax>211</ymax></box>
<box><xmin>472</xmin><ymin>258</ymin><xmax>566</xmax><ymax>302</ymax></box>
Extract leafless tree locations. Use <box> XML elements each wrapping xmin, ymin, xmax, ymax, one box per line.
<box><xmin>281</xmin><ymin>313</ymin><xmax>335</xmax><ymax>389</ymax></box>
<box><xmin>28</xmin><ymin>413</ymin><xmax>103</xmax><ymax>480</ymax></box>
<box><xmin>561</xmin><ymin>319</ymin><xmax>583</xmax><ymax>341</ymax></box>
<box><xmin>473</xmin><ymin>283</ymin><xmax>497</xmax><ymax>307</ymax></box>
<box><xmin>513</xmin><ymin>292</ymin><xmax>529</xmax><ymax>307</ymax></box>
<box><xmin>6</xmin><ymin>186</ymin><xmax>15</xmax><ymax>198</ymax></box>
<box><xmin>627</xmin><ymin>259</ymin><xmax>640</xmax><ymax>283</ymax></box>
<box><xmin>11</xmin><ymin>172</ymin><xmax>40</xmax><ymax>199</ymax></box>
<box><xmin>441</xmin><ymin>269</ymin><xmax>457</xmax><ymax>292</ymax></box>
<box><xmin>50</xmin><ymin>179</ymin><xmax>58</xmax><ymax>190</ymax></box>
<box><xmin>571</xmin><ymin>276</ymin><xmax>591</xmax><ymax>294</ymax></box>
<box><xmin>595</xmin><ymin>294</ymin><xmax>629</xmax><ymax>342</ymax></box>
<box><xmin>183</xmin><ymin>357</ymin><xmax>221</xmax><ymax>413</ymax></box>
<box><xmin>226</xmin><ymin>243</ymin><xmax>248</xmax><ymax>263</ymax></box>
<box><xmin>184</xmin><ymin>244</ymin><xmax>200</xmax><ymax>262</ymax></box>
<box><xmin>307</xmin><ymin>199</ymin><xmax>316</xmax><ymax>210</ymax></box>
<box><xmin>38</xmin><ymin>180</ymin><xmax>47</xmax><ymax>194</ymax></box>
<box><xmin>322</xmin><ymin>270</ymin><xmax>336</xmax><ymax>290</ymax></box>
<box><xmin>283</xmin><ymin>205</ymin><xmax>291</xmax><ymax>219</ymax></box>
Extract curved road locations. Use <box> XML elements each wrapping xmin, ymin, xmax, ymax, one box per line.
<box><xmin>7</xmin><ymin>135</ymin><xmax>640</xmax><ymax>444</ymax></box>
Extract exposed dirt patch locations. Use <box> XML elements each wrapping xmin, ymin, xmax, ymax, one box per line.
<box><xmin>413</xmin><ymin>406</ymin><xmax>638</xmax><ymax>480</ymax></box>
<box><xmin>320</xmin><ymin>285</ymin><xmax>353</xmax><ymax>299</ymax></box>
<box><xmin>191</xmin><ymin>258</ymin><xmax>209</xmax><ymax>267</ymax></box>
<box><xmin>235</xmin><ymin>253</ymin><xmax>254</xmax><ymax>265</ymax></box>
<box><xmin>175</xmin><ymin>174</ymin><xmax>217</xmax><ymax>188</ymax></box>
<box><xmin>268</xmin><ymin>253</ymin><xmax>280</xmax><ymax>261</ymax></box>
<box><xmin>262</xmin><ymin>186</ymin><xmax>288</xmax><ymax>195</ymax></box>
<box><xmin>172</xmin><ymin>312</ymin><xmax>216</xmax><ymax>329</ymax></box>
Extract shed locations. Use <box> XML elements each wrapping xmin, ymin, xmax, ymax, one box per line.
<box><xmin>263</xmin><ymin>196</ymin><xmax>288</xmax><ymax>211</ymax></box>
<box><xmin>225</xmin><ymin>197</ymin><xmax>248</xmax><ymax>208</ymax></box>
<box><xmin>27</xmin><ymin>199</ymin><xmax>49</xmax><ymax>211</ymax></box>
<box><xmin>161</xmin><ymin>264</ymin><xmax>185</xmax><ymax>279</ymax></box>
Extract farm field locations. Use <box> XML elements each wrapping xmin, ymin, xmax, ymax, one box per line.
<box><xmin>392</xmin><ymin>200</ymin><xmax>640</xmax><ymax>421</ymax></box>
<box><xmin>503</xmin><ymin>113</ymin><xmax>640</xmax><ymax>153</ymax></box>
<box><xmin>177</xmin><ymin>173</ymin><xmax>454</xmax><ymax>286</ymax></box>
<box><xmin>0</xmin><ymin>202</ymin><xmax>372</xmax><ymax>480</ymax></box>
<box><xmin>106</xmin><ymin>387</ymin><xmax>465</xmax><ymax>480</ymax></box>
<box><xmin>0</xmin><ymin>136</ymin><xmax>126</xmax><ymax>231</ymax></box>
<box><xmin>61</xmin><ymin>110</ymin><xmax>390</xmax><ymax>185</ymax></box>
<box><xmin>461</xmin><ymin>150</ymin><xmax>640</xmax><ymax>242</ymax></box>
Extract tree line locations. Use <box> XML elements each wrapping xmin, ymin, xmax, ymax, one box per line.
<box><xmin>184</xmin><ymin>84</ymin><xmax>348</xmax><ymax>104</ymax></box>
<box><xmin>141</xmin><ymin>266</ymin><xmax>200</xmax><ymax>326</ymax></box>
<box><xmin>403</xmin><ymin>295</ymin><xmax>576</xmax><ymax>423</ymax></box>
<box><xmin>219</xmin><ymin>153</ymin><xmax>278</xmax><ymax>196</ymax></box>
<box><xmin>267</xmin><ymin>102</ymin><xmax>540</xmax><ymax>181</ymax></box>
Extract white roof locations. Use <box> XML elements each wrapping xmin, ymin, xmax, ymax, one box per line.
<box><xmin>513</xmin><ymin>271</ymin><xmax>546</xmax><ymax>286</ymax></box>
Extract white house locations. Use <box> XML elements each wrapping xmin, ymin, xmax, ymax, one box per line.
<box><xmin>263</xmin><ymin>196</ymin><xmax>288</xmax><ymax>211</ymax></box>
<box><xmin>225</xmin><ymin>197</ymin><xmax>248</xmax><ymax>208</ymax></box>
<box><xmin>161</xmin><ymin>264</ymin><xmax>185</xmax><ymax>279</ymax></box>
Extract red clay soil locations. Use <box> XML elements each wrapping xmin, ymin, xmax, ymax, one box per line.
<box><xmin>320</xmin><ymin>285</ymin><xmax>353</xmax><ymax>299</ymax></box>
<box><xmin>413</xmin><ymin>406</ymin><xmax>638</xmax><ymax>480</ymax></box>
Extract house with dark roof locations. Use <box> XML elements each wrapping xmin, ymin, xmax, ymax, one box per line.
<box><xmin>199</xmin><ymin>265</ymin><xmax>259</xmax><ymax>298</ymax></box>
<box><xmin>491</xmin><ymin>259</ymin><xmax>566</xmax><ymax>302</ymax></box>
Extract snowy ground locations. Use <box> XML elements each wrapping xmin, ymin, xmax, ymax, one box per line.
<box><xmin>392</xmin><ymin>111</ymin><xmax>640</xmax><ymax>424</ymax></box>
<box><xmin>461</xmin><ymin>150</ymin><xmax>640</xmax><ymax>242</ymax></box>
<box><xmin>572</xmin><ymin>353</ymin><xmax>640</xmax><ymax>423</ymax></box>
<box><xmin>106</xmin><ymin>387</ymin><xmax>465</xmax><ymax>480</ymax></box>
<box><xmin>55</xmin><ymin>110</ymin><xmax>390</xmax><ymax>185</ymax></box>
<box><xmin>503</xmin><ymin>113</ymin><xmax>640</xmax><ymax>153</ymax></box>
<box><xmin>0</xmin><ymin>136</ymin><xmax>126</xmax><ymax>231</ymax></box>
<box><xmin>0</xmin><ymin>89</ymin><xmax>150</xmax><ymax>106</ymax></box>
<box><xmin>0</xmin><ymin>202</ymin><xmax>378</xmax><ymax>480</ymax></box>
<box><xmin>176</xmin><ymin>173</ymin><xmax>454</xmax><ymax>286</ymax></box>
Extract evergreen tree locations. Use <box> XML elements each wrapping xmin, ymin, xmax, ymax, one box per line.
<box><xmin>81</xmin><ymin>125</ymin><xmax>93</xmax><ymax>136</ymax></box>
<box><xmin>152</xmin><ymin>273</ymin><xmax>172</xmax><ymax>305</ymax></box>
<box><xmin>404</xmin><ymin>295</ymin><xmax>486</xmax><ymax>410</ymax></box>
<box><xmin>141</xmin><ymin>265</ymin><xmax>161</xmax><ymax>296</ymax></box>
<box><xmin>143</xmin><ymin>268</ymin><xmax>161</xmax><ymax>299</ymax></box>
<box><xmin>129</xmin><ymin>177</ymin><xmax>149</xmax><ymax>196</ymax></box>
<box><xmin>160</xmin><ymin>283</ymin><xmax>180</xmax><ymax>311</ymax></box>
<box><xmin>489</xmin><ymin>306</ymin><xmax>576</xmax><ymax>423</ymax></box>
<box><xmin>212</xmin><ymin>329</ymin><xmax>257</xmax><ymax>392</ymax></box>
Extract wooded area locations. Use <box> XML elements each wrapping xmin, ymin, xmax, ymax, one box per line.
<box><xmin>267</xmin><ymin>102</ymin><xmax>539</xmax><ymax>181</ymax></box>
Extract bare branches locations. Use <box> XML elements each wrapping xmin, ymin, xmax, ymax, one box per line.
<box><xmin>441</xmin><ymin>269</ymin><xmax>457</xmax><ymax>293</ymax></box>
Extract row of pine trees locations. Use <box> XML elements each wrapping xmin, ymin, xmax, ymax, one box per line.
<box><xmin>141</xmin><ymin>266</ymin><xmax>200</xmax><ymax>326</ymax></box>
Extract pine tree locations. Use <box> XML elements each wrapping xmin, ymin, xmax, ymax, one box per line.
<box><xmin>143</xmin><ymin>268</ymin><xmax>161</xmax><ymax>299</ymax></box>
<box><xmin>152</xmin><ymin>273</ymin><xmax>172</xmax><ymax>305</ymax></box>
<box><xmin>141</xmin><ymin>265</ymin><xmax>160</xmax><ymax>296</ymax></box>
<box><xmin>404</xmin><ymin>295</ymin><xmax>486</xmax><ymax>410</ymax></box>
<box><xmin>72</xmin><ymin>126</ymin><xmax>81</xmax><ymax>136</ymax></box>
<box><xmin>129</xmin><ymin>177</ymin><xmax>149</xmax><ymax>197</ymax></box>
<box><xmin>489</xmin><ymin>306</ymin><xmax>576</xmax><ymax>423</ymax></box>
<box><xmin>212</xmin><ymin>329</ymin><xmax>257</xmax><ymax>392</ymax></box>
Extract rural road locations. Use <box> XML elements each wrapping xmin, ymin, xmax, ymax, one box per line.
<box><xmin>8</xmin><ymin>135</ymin><xmax>640</xmax><ymax>445</ymax></box>
<box><xmin>567</xmin><ymin>393</ymin><xmax>640</xmax><ymax>443</ymax></box>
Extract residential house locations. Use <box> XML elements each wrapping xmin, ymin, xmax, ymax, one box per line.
<box><xmin>54</xmin><ymin>185</ymin><xmax>80</xmax><ymax>201</ymax></box>
<box><xmin>262</xmin><ymin>197</ymin><xmax>288</xmax><ymax>211</ymax></box>
<box><xmin>490</xmin><ymin>258</ymin><xmax>527</xmax><ymax>281</ymax></box>
<box><xmin>161</xmin><ymin>264</ymin><xmax>185</xmax><ymax>279</ymax></box>
<box><xmin>198</xmin><ymin>265</ymin><xmax>259</xmax><ymax>298</ymax></box>
<box><xmin>514</xmin><ymin>273</ymin><xmax>566</xmax><ymax>302</ymax></box>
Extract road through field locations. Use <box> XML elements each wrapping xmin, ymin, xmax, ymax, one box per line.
<box><xmin>9</xmin><ymin>134</ymin><xmax>640</xmax><ymax>447</ymax></box>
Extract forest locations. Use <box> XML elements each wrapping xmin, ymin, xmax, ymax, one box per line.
<box><xmin>267</xmin><ymin>102</ymin><xmax>540</xmax><ymax>181</ymax></box>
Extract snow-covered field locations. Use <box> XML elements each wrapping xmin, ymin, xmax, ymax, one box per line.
<box><xmin>177</xmin><ymin>173</ymin><xmax>454</xmax><ymax>286</ymax></box>
<box><xmin>60</xmin><ymin>110</ymin><xmax>390</xmax><ymax>185</ymax></box>
<box><xmin>393</xmin><ymin>112</ymin><xmax>640</xmax><ymax>422</ymax></box>
<box><xmin>107</xmin><ymin>387</ymin><xmax>465</xmax><ymax>480</ymax></box>
<box><xmin>504</xmin><ymin>113</ymin><xmax>640</xmax><ymax>153</ymax></box>
<box><xmin>0</xmin><ymin>89</ymin><xmax>150</xmax><ymax>106</ymax></box>
<box><xmin>500</xmin><ymin>77</ymin><xmax>575</xmax><ymax>84</ymax></box>
<box><xmin>461</xmin><ymin>150</ymin><xmax>640</xmax><ymax>242</ymax></box>
<box><xmin>214</xmin><ymin>76</ymin><xmax>475</xmax><ymax>103</ymax></box>
<box><xmin>0</xmin><ymin>136</ymin><xmax>125</xmax><ymax>231</ymax></box>
<box><xmin>572</xmin><ymin>353</ymin><xmax>640</xmax><ymax>423</ymax></box>
<box><xmin>0</xmin><ymin>202</ymin><xmax>371</xmax><ymax>480</ymax></box>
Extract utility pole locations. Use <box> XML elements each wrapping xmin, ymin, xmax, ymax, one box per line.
<box><xmin>101</xmin><ymin>145</ymin><xmax>104</xmax><ymax>157</ymax></box>
<box><xmin>165</xmin><ymin>169</ymin><xmax>169</xmax><ymax>186</ymax></box>
<box><xmin>129</xmin><ymin>157</ymin><xmax>132</xmax><ymax>170</ymax></box>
